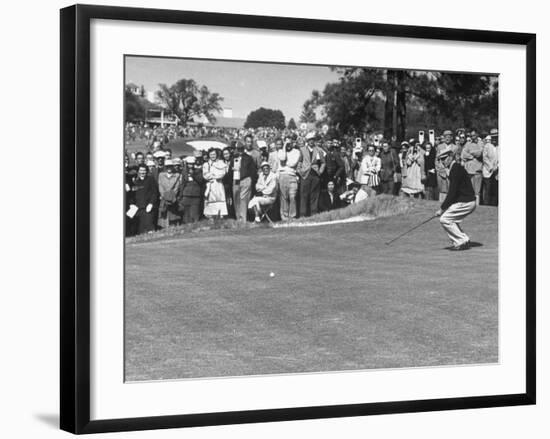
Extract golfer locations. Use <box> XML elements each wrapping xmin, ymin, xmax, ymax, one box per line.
<box><xmin>435</xmin><ymin>149</ymin><xmax>476</xmax><ymax>251</ymax></box>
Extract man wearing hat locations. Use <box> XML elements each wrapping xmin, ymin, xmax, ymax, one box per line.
<box><xmin>435</xmin><ymin>130</ymin><xmax>458</xmax><ymax>202</ymax></box>
<box><xmin>248</xmin><ymin>161</ymin><xmax>278</xmax><ymax>223</ymax></box>
<box><xmin>180</xmin><ymin>156</ymin><xmax>205</xmax><ymax>224</ymax></box>
<box><xmin>157</xmin><ymin>159</ymin><xmax>182</xmax><ymax>228</ymax></box>
<box><xmin>278</xmin><ymin>138</ymin><xmax>302</xmax><ymax>220</ymax></box>
<box><xmin>298</xmin><ymin>132</ymin><xmax>326</xmax><ymax>217</ymax></box>
<box><xmin>461</xmin><ymin>129</ymin><xmax>485</xmax><ymax>205</ymax></box>
<box><xmin>244</xmin><ymin>134</ymin><xmax>263</xmax><ymax>170</ymax></box>
<box><xmin>435</xmin><ymin>149</ymin><xmax>476</xmax><ymax>251</ymax></box>
<box><xmin>482</xmin><ymin>128</ymin><xmax>499</xmax><ymax>206</ymax></box>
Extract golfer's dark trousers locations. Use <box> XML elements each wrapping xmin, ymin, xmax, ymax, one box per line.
<box><xmin>136</xmin><ymin>210</ymin><xmax>154</xmax><ymax>234</ymax></box>
<box><xmin>380</xmin><ymin>180</ymin><xmax>394</xmax><ymax>195</ymax></box>
<box><xmin>300</xmin><ymin>173</ymin><xmax>320</xmax><ymax>217</ymax></box>
<box><xmin>182</xmin><ymin>201</ymin><xmax>201</xmax><ymax>223</ymax></box>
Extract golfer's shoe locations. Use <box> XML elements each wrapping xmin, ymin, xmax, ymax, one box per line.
<box><xmin>450</xmin><ymin>241</ymin><xmax>470</xmax><ymax>251</ymax></box>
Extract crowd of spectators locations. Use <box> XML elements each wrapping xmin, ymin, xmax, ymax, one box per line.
<box><xmin>125</xmin><ymin>125</ymin><xmax>499</xmax><ymax>236</ymax></box>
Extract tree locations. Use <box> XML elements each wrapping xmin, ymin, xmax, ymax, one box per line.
<box><xmin>287</xmin><ymin>118</ymin><xmax>297</xmax><ymax>130</ymax></box>
<box><xmin>156</xmin><ymin>79</ymin><xmax>223</xmax><ymax>125</ymax></box>
<box><xmin>244</xmin><ymin>107</ymin><xmax>286</xmax><ymax>129</ymax></box>
<box><xmin>301</xmin><ymin>70</ymin><xmax>386</xmax><ymax>136</ymax></box>
<box><xmin>125</xmin><ymin>85</ymin><xmax>157</xmax><ymax>122</ymax></box>
<box><xmin>301</xmin><ymin>67</ymin><xmax>498</xmax><ymax>141</ymax></box>
<box><xmin>300</xmin><ymin>90</ymin><xmax>320</xmax><ymax>123</ymax></box>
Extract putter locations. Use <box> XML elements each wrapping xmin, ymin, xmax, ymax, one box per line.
<box><xmin>385</xmin><ymin>215</ymin><xmax>437</xmax><ymax>245</ymax></box>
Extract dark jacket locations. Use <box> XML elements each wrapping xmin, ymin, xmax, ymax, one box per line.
<box><xmin>379</xmin><ymin>149</ymin><xmax>398</xmax><ymax>181</ymax></box>
<box><xmin>181</xmin><ymin>167</ymin><xmax>205</xmax><ymax>201</ymax></box>
<box><xmin>133</xmin><ymin>175</ymin><xmax>158</xmax><ymax>209</ymax></box>
<box><xmin>441</xmin><ymin>162</ymin><xmax>476</xmax><ymax>211</ymax></box>
<box><xmin>324</xmin><ymin>151</ymin><xmax>345</xmax><ymax>181</ymax></box>
<box><xmin>424</xmin><ymin>150</ymin><xmax>437</xmax><ymax>188</ymax></box>
<box><xmin>319</xmin><ymin>190</ymin><xmax>343</xmax><ymax>212</ymax></box>
<box><xmin>230</xmin><ymin>153</ymin><xmax>258</xmax><ymax>185</ymax></box>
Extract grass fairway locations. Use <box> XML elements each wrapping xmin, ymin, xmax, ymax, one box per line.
<box><xmin>125</xmin><ymin>200</ymin><xmax>498</xmax><ymax>381</ymax></box>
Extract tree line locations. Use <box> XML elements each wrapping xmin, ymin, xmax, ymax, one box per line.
<box><xmin>300</xmin><ymin>68</ymin><xmax>498</xmax><ymax>139</ymax></box>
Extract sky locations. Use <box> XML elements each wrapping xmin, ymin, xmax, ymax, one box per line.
<box><xmin>125</xmin><ymin>56</ymin><xmax>341</xmax><ymax>122</ymax></box>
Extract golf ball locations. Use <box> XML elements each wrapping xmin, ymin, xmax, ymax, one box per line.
<box><xmin>269</xmin><ymin>272</ymin><xmax>275</xmax><ymax>277</ymax></box>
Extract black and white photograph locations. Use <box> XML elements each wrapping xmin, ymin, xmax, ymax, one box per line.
<box><xmin>124</xmin><ymin>56</ymin><xmax>500</xmax><ymax>382</ymax></box>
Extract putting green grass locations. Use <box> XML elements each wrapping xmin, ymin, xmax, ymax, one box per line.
<box><xmin>125</xmin><ymin>200</ymin><xmax>498</xmax><ymax>381</ymax></box>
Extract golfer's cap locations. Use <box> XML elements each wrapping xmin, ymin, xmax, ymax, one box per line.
<box><xmin>484</xmin><ymin>135</ymin><xmax>492</xmax><ymax>141</ymax></box>
<box><xmin>164</xmin><ymin>159</ymin><xmax>174</xmax><ymax>166</ymax></box>
<box><xmin>305</xmin><ymin>132</ymin><xmax>316</xmax><ymax>140</ymax></box>
<box><xmin>153</xmin><ymin>150</ymin><xmax>166</xmax><ymax>158</ymax></box>
<box><xmin>260</xmin><ymin>161</ymin><xmax>270</xmax><ymax>169</ymax></box>
<box><xmin>145</xmin><ymin>160</ymin><xmax>156</xmax><ymax>167</ymax></box>
<box><xmin>172</xmin><ymin>157</ymin><xmax>182</xmax><ymax>165</ymax></box>
<box><xmin>400</xmin><ymin>141</ymin><xmax>409</xmax><ymax>146</ymax></box>
<box><xmin>184</xmin><ymin>156</ymin><xmax>196</xmax><ymax>164</ymax></box>
<box><xmin>257</xmin><ymin>140</ymin><xmax>268</xmax><ymax>149</ymax></box>
<box><xmin>490</xmin><ymin>128</ymin><xmax>499</xmax><ymax>136</ymax></box>
<box><xmin>193</xmin><ymin>150</ymin><xmax>203</xmax><ymax>158</ymax></box>
<box><xmin>443</xmin><ymin>130</ymin><xmax>453</xmax><ymax>136</ymax></box>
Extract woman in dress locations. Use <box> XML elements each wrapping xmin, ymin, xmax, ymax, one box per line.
<box><xmin>221</xmin><ymin>147</ymin><xmax>235</xmax><ymax>218</ymax></box>
<box><xmin>202</xmin><ymin>148</ymin><xmax>229</xmax><ymax>218</ymax></box>
<box><xmin>358</xmin><ymin>144</ymin><xmax>381</xmax><ymax>196</ymax></box>
<box><xmin>401</xmin><ymin>142</ymin><xmax>425</xmax><ymax>198</ymax></box>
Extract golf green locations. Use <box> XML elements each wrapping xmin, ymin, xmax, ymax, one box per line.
<box><xmin>125</xmin><ymin>202</ymin><xmax>498</xmax><ymax>381</ymax></box>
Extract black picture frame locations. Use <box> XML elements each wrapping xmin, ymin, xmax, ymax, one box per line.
<box><xmin>60</xmin><ymin>4</ymin><xmax>536</xmax><ymax>434</ymax></box>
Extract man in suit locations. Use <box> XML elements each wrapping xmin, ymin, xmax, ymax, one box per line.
<box><xmin>131</xmin><ymin>164</ymin><xmax>159</xmax><ymax>234</ymax></box>
<box><xmin>180</xmin><ymin>156</ymin><xmax>205</xmax><ymax>224</ymax></box>
<box><xmin>435</xmin><ymin>130</ymin><xmax>458</xmax><ymax>202</ymax></box>
<box><xmin>435</xmin><ymin>149</ymin><xmax>477</xmax><ymax>251</ymax></box>
<box><xmin>298</xmin><ymin>132</ymin><xmax>326</xmax><ymax>217</ymax></box>
<box><xmin>230</xmin><ymin>142</ymin><xmax>258</xmax><ymax>221</ymax></box>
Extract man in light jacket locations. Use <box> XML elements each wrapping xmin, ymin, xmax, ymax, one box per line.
<box><xmin>298</xmin><ymin>132</ymin><xmax>326</xmax><ymax>217</ymax></box>
<box><xmin>248</xmin><ymin>162</ymin><xmax>278</xmax><ymax>223</ymax></box>
<box><xmin>461</xmin><ymin>129</ymin><xmax>485</xmax><ymax>205</ymax></box>
<box><xmin>277</xmin><ymin>139</ymin><xmax>302</xmax><ymax>220</ymax></box>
